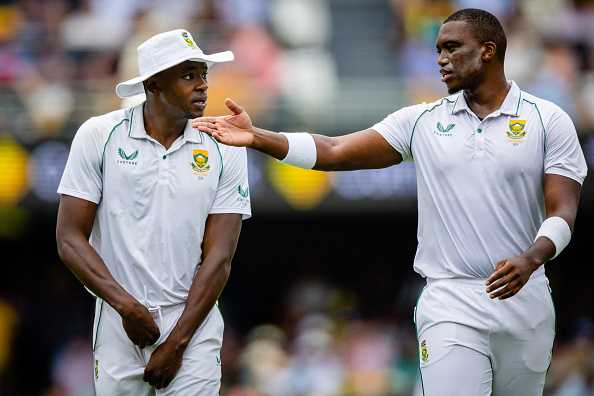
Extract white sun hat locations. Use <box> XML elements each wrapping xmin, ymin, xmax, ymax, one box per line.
<box><xmin>115</xmin><ymin>29</ymin><xmax>234</xmax><ymax>98</ymax></box>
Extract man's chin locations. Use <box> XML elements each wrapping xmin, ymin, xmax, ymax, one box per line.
<box><xmin>447</xmin><ymin>85</ymin><xmax>461</xmax><ymax>95</ymax></box>
<box><xmin>184</xmin><ymin>110</ymin><xmax>205</xmax><ymax>120</ymax></box>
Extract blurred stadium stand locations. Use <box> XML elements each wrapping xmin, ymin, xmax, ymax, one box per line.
<box><xmin>1</xmin><ymin>0</ymin><xmax>593</xmax><ymax>395</ymax></box>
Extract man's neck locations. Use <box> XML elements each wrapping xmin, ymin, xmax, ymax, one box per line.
<box><xmin>143</xmin><ymin>102</ymin><xmax>187</xmax><ymax>150</ymax></box>
<box><xmin>463</xmin><ymin>75</ymin><xmax>510</xmax><ymax>120</ymax></box>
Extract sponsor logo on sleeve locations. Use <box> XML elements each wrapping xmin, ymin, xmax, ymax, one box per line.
<box><xmin>237</xmin><ymin>185</ymin><xmax>250</xmax><ymax>206</ymax></box>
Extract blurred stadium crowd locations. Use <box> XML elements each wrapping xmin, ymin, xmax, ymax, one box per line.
<box><xmin>1</xmin><ymin>0</ymin><xmax>594</xmax><ymax>395</ymax></box>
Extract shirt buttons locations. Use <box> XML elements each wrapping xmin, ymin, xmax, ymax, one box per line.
<box><xmin>162</xmin><ymin>155</ymin><xmax>166</xmax><ymax>159</ymax></box>
<box><xmin>477</xmin><ymin>129</ymin><xmax>482</xmax><ymax>133</ymax></box>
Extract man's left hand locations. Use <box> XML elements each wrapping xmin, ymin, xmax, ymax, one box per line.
<box><xmin>143</xmin><ymin>339</ymin><xmax>184</xmax><ymax>389</ymax></box>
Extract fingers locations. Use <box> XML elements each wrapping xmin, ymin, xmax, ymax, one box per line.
<box><xmin>487</xmin><ymin>278</ymin><xmax>521</xmax><ymax>299</ymax></box>
<box><xmin>143</xmin><ymin>370</ymin><xmax>166</xmax><ymax>389</ymax></box>
<box><xmin>225</xmin><ymin>98</ymin><xmax>243</xmax><ymax>114</ymax></box>
<box><xmin>191</xmin><ymin>119</ymin><xmax>216</xmax><ymax>129</ymax></box>
<box><xmin>485</xmin><ymin>260</ymin><xmax>506</xmax><ymax>286</ymax></box>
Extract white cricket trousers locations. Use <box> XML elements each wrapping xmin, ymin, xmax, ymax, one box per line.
<box><xmin>414</xmin><ymin>272</ymin><xmax>555</xmax><ymax>396</ymax></box>
<box><xmin>92</xmin><ymin>298</ymin><xmax>224</xmax><ymax>396</ymax></box>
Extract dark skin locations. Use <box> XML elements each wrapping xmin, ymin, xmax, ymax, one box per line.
<box><xmin>57</xmin><ymin>60</ymin><xmax>243</xmax><ymax>389</ymax></box>
<box><xmin>193</xmin><ymin>20</ymin><xmax>582</xmax><ymax>300</ymax></box>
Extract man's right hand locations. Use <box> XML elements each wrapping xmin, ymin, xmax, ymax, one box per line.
<box><xmin>120</xmin><ymin>301</ymin><xmax>161</xmax><ymax>348</ymax></box>
<box><xmin>192</xmin><ymin>98</ymin><xmax>254</xmax><ymax>147</ymax></box>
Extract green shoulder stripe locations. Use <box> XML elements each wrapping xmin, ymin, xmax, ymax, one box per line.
<box><xmin>410</xmin><ymin>97</ymin><xmax>455</xmax><ymax>155</ymax></box>
<box><xmin>127</xmin><ymin>106</ymin><xmax>136</xmax><ymax>136</ymax></box>
<box><xmin>522</xmin><ymin>99</ymin><xmax>546</xmax><ymax>152</ymax></box>
<box><xmin>207</xmin><ymin>135</ymin><xmax>224</xmax><ymax>179</ymax></box>
<box><xmin>100</xmin><ymin>116</ymin><xmax>130</xmax><ymax>172</ymax></box>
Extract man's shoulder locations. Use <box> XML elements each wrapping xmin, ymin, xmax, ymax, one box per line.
<box><xmin>77</xmin><ymin>106</ymin><xmax>136</xmax><ymax>140</ymax></box>
<box><xmin>87</xmin><ymin>107</ymin><xmax>134</xmax><ymax>128</ymax></box>
<box><xmin>519</xmin><ymin>89</ymin><xmax>566</xmax><ymax>115</ymax></box>
<box><xmin>398</xmin><ymin>94</ymin><xmax>458</xmax><ymax>123</ymax></box>
<box><xmin>406</xmin><ymin>94</ymin><xmax>458</xmax><ymax>115</ymax></box>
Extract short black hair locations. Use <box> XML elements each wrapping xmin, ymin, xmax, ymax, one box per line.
<box><xmin>444</xmin><ymin>8</ymin><xmax>507</xmax><ymax>61</ymax></box>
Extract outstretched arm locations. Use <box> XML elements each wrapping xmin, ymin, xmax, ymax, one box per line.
<box><xmin>486</xmin><ymin>174</ymin><xmax>582</xmax><ymax>299</ymax></box>
<box><xmin>56</xmin><ymin>195</ymin><xmax>160</xmax><ymax>347</ymax></box>
<box><xmin>142</xmin><ymin>213</ymin><xmax>242</xmax><ymax>390</ymax></box>
<box><xmin>193</xmin><ymin>98</ymin><xmax>403</xmax><ymax>171</ymax></box>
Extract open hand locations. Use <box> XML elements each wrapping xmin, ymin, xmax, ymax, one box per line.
<box><xmin>192</xmin><ymin>98</ymin><xmax>254</xmax><ymax>147</ymax></box>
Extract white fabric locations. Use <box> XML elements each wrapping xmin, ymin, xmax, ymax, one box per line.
<box><xmin>415</xmin><ymin>275</ymin><xmax>554</xmax><ymax>395</ymax></box>
<box><xmin>93</xmin><ymin>298</ymin><xmax>223</xmax><ymax>395</ymax></box>
<box><xmin>58</xmin><ymin>103</ymin><xmax>251</xmax><ymax>307</ymax></box>
<box><xmin>535</xmin><ymin>216</ymin><xmax>572</xmax><ymax>259</ymax></box>
<box><xmin>116</xmin><ymin>29</ymin><xmax>234</xmax><ymax>98</ymax></box>
<box><xmin>277</xmin><ymin>132</ymin><xmax>317</xmax><ymax>169</ymax></box>
<box><xmin>372</xmin><ymin>81</ymin><xmax>587</xmax><ymax>279</ymax></box>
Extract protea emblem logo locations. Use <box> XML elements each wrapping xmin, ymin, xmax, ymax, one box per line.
<box><xmin>191</xmin><ymin>149</ymin><xmax>210</xmax><ymax>172</ymax></box>
<box><xmin>506</xmin><ymin>120</ymin><xmax>527</xmax><ymax>139</ymax></box>
<box><xmin>421</xmin><ymin>340</ymin><xmax>429</xmax><ymax>363</ymax></box>
<box><xmin>182</xmin><ymin>32</ymin><xmax>197</xmax><ymax>49</ymax></box>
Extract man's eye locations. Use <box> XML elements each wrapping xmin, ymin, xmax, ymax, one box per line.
<box><xmin>202</xmin><ymin>73</ymin><xmax>208</xmax><ymax>80</ymax></box>
<box><xmin>184</xmin><ymin>74</ymin><xmax>193</xmax><ymax>80</ymax></box>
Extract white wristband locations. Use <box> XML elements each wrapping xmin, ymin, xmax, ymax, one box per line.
<box><xmin>277</xmin><ymin>132</ymin><xmax>317</xmax><ymax>169</ymax></box>
<box><xmin>535</xmin><ymin>216</ymin><xmax>571</xmax><ymax>259</ymax></box>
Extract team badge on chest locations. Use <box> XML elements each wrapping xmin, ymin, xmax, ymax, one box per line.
<box><xmin>506</xmin><ymin>120</ymin><xmax>526</xmax><ymax>138</ymax></box>
<box><xmin>191</xmin><ymin>150</ymin><xmax>210</xmax><ymax>172</ymax></box>
<box><xmin>506</xmin><ymin>120</ymin><xmax>527</xmax><ymax>146</ymax></box>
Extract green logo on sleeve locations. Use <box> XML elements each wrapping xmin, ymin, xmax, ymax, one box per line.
<box><xmin>238</xmin><ymin>185</ymin><xmax>249</xmax><ymax>198</ymax></box>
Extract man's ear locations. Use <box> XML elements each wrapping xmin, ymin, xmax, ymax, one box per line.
<box><xmin>145</xmin><ymin>76</ymin><xmax>160</xmax><ymax>95</ymax></box>
<box><xmin>483</xmin><ymin>42</ymin><xmax>497</xmax><ymax>61</ymax></box>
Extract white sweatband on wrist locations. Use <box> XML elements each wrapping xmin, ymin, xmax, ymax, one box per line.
<box><xmin>534</xmin><ymin>216</ymin><xmax>571</xmax><ymax>259</ymax></box>
<box><xmin>277</xmin><ymin>132</ymin><xmax>317</xmax><ymax>169</ymax></box>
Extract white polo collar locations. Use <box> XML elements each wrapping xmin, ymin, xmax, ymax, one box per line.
<box><xmin>127</xmin><ymin>103</ymin><xmax>204</xmax><ymax>144</ymax></box>
<box><xmin>450</xmin><ymin>80</ymin><xmax>523</xmax><ymax>117</ymax></box>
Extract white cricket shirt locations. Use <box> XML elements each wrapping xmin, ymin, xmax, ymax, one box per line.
<box><xmin>58</xmin><ymin>103</ymin><xmax>251</xmax><ymax>306</ymax></box>
<box><xmin>372</xmin><ymin>81</ymin><xmax>587</xmax><ymax>279</ymax></box>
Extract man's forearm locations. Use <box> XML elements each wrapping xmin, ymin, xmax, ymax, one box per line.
<box><xmin>166</xmin><ymin>258</ymin><xmax>231</xmax><ymax>351</ymax></box>
<box><xmin>57</xmin><ymin>236</ymin><xmax>137</xmax><ymax>314</ymax></box>
<box><xmin>250</xmin><ymin>127</ymin><xmax>290</xmax><ymax>160</ymax></box>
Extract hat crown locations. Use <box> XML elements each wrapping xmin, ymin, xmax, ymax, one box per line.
<box><xmin>137</xmin><ymin>29</ymin><xmax>205</xmax><ymax>76</ymax></box>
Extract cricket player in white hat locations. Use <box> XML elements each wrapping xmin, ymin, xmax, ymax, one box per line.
<box><xmin>57</xmin><ymin>29</ymin><xmax>251</xmax><ymax>395</ymax></box>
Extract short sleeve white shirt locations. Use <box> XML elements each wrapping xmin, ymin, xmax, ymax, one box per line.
<box><xmin>372</xmin><ymin>81</ymin><xmax>587</xmax><ymax>279</ymax></box>
<box><xmin>58</xmin><ymin>103</ymin><xmax>251</xmax><ymax>306</ymax></box>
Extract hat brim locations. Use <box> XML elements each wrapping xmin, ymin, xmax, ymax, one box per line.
<box><xmin>115</xmin><ymin>50</ymin><xmax>234</xmax><ymax>98</ymax></box>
